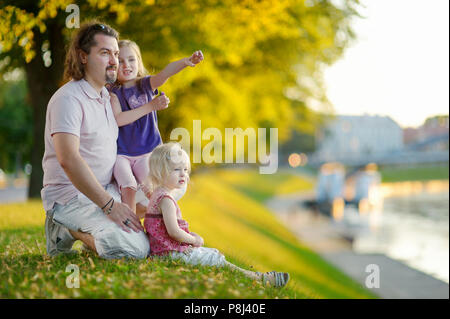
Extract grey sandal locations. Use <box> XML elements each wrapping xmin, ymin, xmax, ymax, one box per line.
<box><xmin>259</xmin><ymin>271</ymin><xmax>290</xmax><ymax>287</ymax></box>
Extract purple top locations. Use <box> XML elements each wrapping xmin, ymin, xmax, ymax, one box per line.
<box><xmin>111</xmin><ymin>76</ymin><xmax>162</xmax><ymax>156</ymax></box>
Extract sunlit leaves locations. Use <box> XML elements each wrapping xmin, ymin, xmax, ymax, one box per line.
<box><xmin>0</xmin><ymin>6</ymin><xmax>38</xmax><ymax>62</ymax></box>
<box><xmin>0</xmin><ymin>0</ymin><xmax>362</xmax><ymax>157</ymax></box>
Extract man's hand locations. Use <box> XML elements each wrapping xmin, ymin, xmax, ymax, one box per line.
<box><xmin>105</xmin><ymin>200</ymin><xmax>144</xmax><ymax>233</ymax></box>
<box><xmin>185</xmin><ymin>50</ymin><xmax>204</xmax><ymax>67</ymax></box>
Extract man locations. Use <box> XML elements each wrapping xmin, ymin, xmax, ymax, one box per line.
<box><xmin>42</xmin><ymin>21</ymin><xmax>151</xmax><ymax>259</ymax></box>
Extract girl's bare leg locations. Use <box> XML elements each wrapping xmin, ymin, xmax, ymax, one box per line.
<box><xmin>224</xmin><ymin>261</ymin><xmax>261</xmax><ymax>281</ymax></box>
<box><xmin>121</xmin><ymin>187</ymin><xmax>136</xmax><ymax>213</ymax></box>
<box><xmin>224</xmin><ymin>261</ymin><xmax>289</xmax><ymax>286</ymax></box>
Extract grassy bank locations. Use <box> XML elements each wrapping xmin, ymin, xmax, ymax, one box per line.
<box><xmin>0</xmin><ymin>169</ymin><xmax>375</xmax><ymax>299</ymax></box>
<box><xmin>211</xmin><ymin>168</ymin><xmax>314</xmax><ymax>202</ymax></box>
<box><xmin>380</xmin><ymin>164</ymin><xmax>449</xmax><ymax>183</ymax></box>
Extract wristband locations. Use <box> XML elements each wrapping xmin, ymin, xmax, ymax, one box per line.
<box><xmin>103</xmin><ymin>198</ymin><xmax>114</xmax><ymax>215</ymax></box>
<box><xmin>101</xmin><ymin>197</ymin><xmax>113</xmax><ymax>210</ymax></box>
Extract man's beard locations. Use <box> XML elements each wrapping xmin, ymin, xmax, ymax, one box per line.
<box><xmin>105</xmin><ymin>68</ymin><xmax>117</xmax><ymax>84</ymax></box>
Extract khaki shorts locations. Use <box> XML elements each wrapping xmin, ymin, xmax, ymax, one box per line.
<box><xmin>46</xmin><ymin>183</ymin><xmax>149</xmax><ymax>259</ymax></box>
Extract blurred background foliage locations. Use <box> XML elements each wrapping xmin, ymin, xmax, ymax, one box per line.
<box><xmin>0</xmin><ymin>77</ymin><xmax>32</xmax><ymax>173</ymax></box>
<box><xmin>0</xmin><ymin>0</ymin><xmax>362</xmax><ymax>197</ymax></box>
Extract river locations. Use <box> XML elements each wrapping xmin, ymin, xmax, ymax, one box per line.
<box><xmin>352</xmin><ymin>181</ymin><xmax>449</xmax><ymax>283</ymax></box>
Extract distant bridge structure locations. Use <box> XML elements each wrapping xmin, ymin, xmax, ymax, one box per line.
<box><xmin>404</xmin><ymin>132</ymin><xmax>449</xmax><ymax>151</ymax></box>
<box><xmin>309</xmin><ymin>132</ymin><xmax>449</xmax><ymax>168</ymax></box>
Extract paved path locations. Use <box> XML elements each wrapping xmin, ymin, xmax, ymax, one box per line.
<box><xmin>322</xmin><ymin>251</ymin><xmax>449</xmax><ymax>299</ymax></box>
<box><xmin>266</xmin><ymin>192</ymin><xmax>449</xmax><ymax>299</ymax></box>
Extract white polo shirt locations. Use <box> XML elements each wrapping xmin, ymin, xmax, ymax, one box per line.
<box><xmin>41</xmin><ymin>79</ymin><xmax>118</xmax><ymax>211</ymax></box>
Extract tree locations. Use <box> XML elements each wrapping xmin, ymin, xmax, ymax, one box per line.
<box><xmin>0</xmin><ymin>74</ymin><xmax>33</xmax><ymax>173</ymax></box>
<box><xmin>1</xmin><ymin>0</ymin><xmax>142</xmax><ymax>197</ymax></box>
<box><xmin>0</xmin><ymin>0</ymin><xmax>362</xmax><ymax>198</ymax></box>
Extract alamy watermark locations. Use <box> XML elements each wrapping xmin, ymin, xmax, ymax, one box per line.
<box><xmin>65</xmin><ymin>4</ymin><xmax>80</xmax><ymax>29</ymax></box>
<box><xmin>170</xmin><ymin>120</ymin><xmax>279</xmax><ymax>174</ymax></box>
<box><xmin>66</xmin><ymin>264</ymin><xmax>80</xmax><ymax>288</ymax></box>
<box><xmin>365</xmin><ymin>264</ymin><xmax>380</xmax><ymax>289</ymax></box>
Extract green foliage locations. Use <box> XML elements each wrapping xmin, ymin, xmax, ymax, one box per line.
<box><xmin>1</xmin><ymin>0</ymin><xmax>362</xmax><ymax>142</ymax></box>
<box><xmin>380</xmin><ymin>164</ymin><xmax>449</xmax><ymax>183</ymax></box>
<box><xmin>0</xmin><ymin>76</ymin><xmax>33</xmax><ymax>172</ymax></box>
<box><xmin>424</xmin><ymin>114</ymin><xmax>449</xmax><ymax>126</ymax></box>
<box><xmin>116</xmin><ymin>0</ymin><xmax>362</xmax><ymax>143</ymax></box>
<box><xmin>0</xmin><ymin>0</ymin><xmax>362</xmax><ymax>197</ymax></box>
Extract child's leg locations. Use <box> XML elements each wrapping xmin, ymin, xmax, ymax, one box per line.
<box><xmin>223</xmin><ymin>260</ymin><xmax>260</xmax><ymax>281</ymax></box>
<box><xmin>113</xmin><ymin>155</ymin><xmax>138</xmax><ymax>212</ymax></box>
<box><xmin>171</xmin><ymin>247</ymin><xmax>289</xmax><ymax>287</ymax></box>
<box><xmin>128</xmin><ymin>153</ymin><xmax>152</xmax><ymax>219</ymax></box>
<box><xmin>121</xmin><ymin>187</ymin><xmax>137</xmax><ymax>212</ymax></box>
<box><xmin>133</xmin><ymin>152</ymin><xmax>152</xmax><ymax>193</ymax></box>
<box><xmin>224</xmin><ymin>261</ymin><xmax>290</xmax><ymax>287</ymax></box>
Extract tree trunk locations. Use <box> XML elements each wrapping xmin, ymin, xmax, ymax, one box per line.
<box><xmin>25</xmin><ymin>21</ymin><xmax>65</xmax><ymax>199</ymax></box>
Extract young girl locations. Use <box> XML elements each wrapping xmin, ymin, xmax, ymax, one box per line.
<box><xmin>144</xmin><ymin>142</ymin><xmax>290</xmax><ymax>288</ymax></box>
<box><xmin>110</xmin><ymin>40</ymin><xmax>203</xmax><ymax>215</ymax></box>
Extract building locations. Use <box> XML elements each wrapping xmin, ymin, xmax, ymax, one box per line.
<box><xmin>313</xmin><ymin>115</ymin><xmax>403</xmax><ymax>164</ymax></box>
<box><xmin>403</xmin><ymin>115</ymin><xmax>449</xmax><ymax>151</ymax></box>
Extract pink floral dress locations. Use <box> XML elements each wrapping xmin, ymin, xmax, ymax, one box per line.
<box><xmin>144</xmin><ymin>187</ymin><xmax>191</xmax><ymax>256</ymax></box>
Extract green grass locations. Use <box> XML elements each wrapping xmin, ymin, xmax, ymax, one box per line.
<box><xmin>380</xmin><ymin>164</ymin><xmax>449</xmax><ymax>183</ymax></box>
<box><xmin>0</xmin><ymin>169</ymin><xmax>376</xmax><ymax>299</ymax></box>
<box><xmin>211</xmin><ymin>168</ymin><xmax>314</xmax><ymax>202</ymax></box>
<box><xmin>0</xmin><ymin>227</ymin><xmax>288</xmax><ymax>299</ymax></box>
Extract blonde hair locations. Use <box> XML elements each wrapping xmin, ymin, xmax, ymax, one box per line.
<box><xmin>148</xmin><ymin>143</ymin><xmax>191</xmax><ymax>189</ymax></box>
<box><xmin>64</xmin><ymin>21</ymin><xmax>119</xmax><ymax>82</ymax></box>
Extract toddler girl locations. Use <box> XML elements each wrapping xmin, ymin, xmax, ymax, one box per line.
<box><xmin>144</xmin><ymin>142</ymin><xmax>290</xmax><ymax>288</ymax></box>
<box><xmin>110</xmin><ymin>40</ymin><xmax>203</xmax><ymax>214</ymax></box>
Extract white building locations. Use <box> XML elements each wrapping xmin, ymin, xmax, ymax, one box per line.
<box><xmin>313</xmin><ymin>115</ymin><xmax>403</xmax><ymax>164</ymax></box>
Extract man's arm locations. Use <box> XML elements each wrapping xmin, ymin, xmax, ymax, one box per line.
<box><xmin>150</xmin><ymin>50</ymin><xmax>204</xmax><ymax>90</ymax></box>
<box><xmin>53</xmin><ymin>133</ymin><xmax>143</xmax><ymax>233</ymax></box>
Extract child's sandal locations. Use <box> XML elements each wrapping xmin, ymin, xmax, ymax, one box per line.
<box><xmin>260</xmin><ymin>271</ymin><xmax>290</xmax><ymax>287</ymax></box>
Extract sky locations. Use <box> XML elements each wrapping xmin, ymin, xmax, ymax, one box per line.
<box><xmin>323</xmin><ymin>0</ymin><xmax>449</xmax><ymax>128</ymax></box>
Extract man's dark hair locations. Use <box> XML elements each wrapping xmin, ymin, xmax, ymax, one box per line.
<box><xmin>64</xmin><ymin>21</ymin><xmax>119</xmax><ymax>82</ymax></box>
